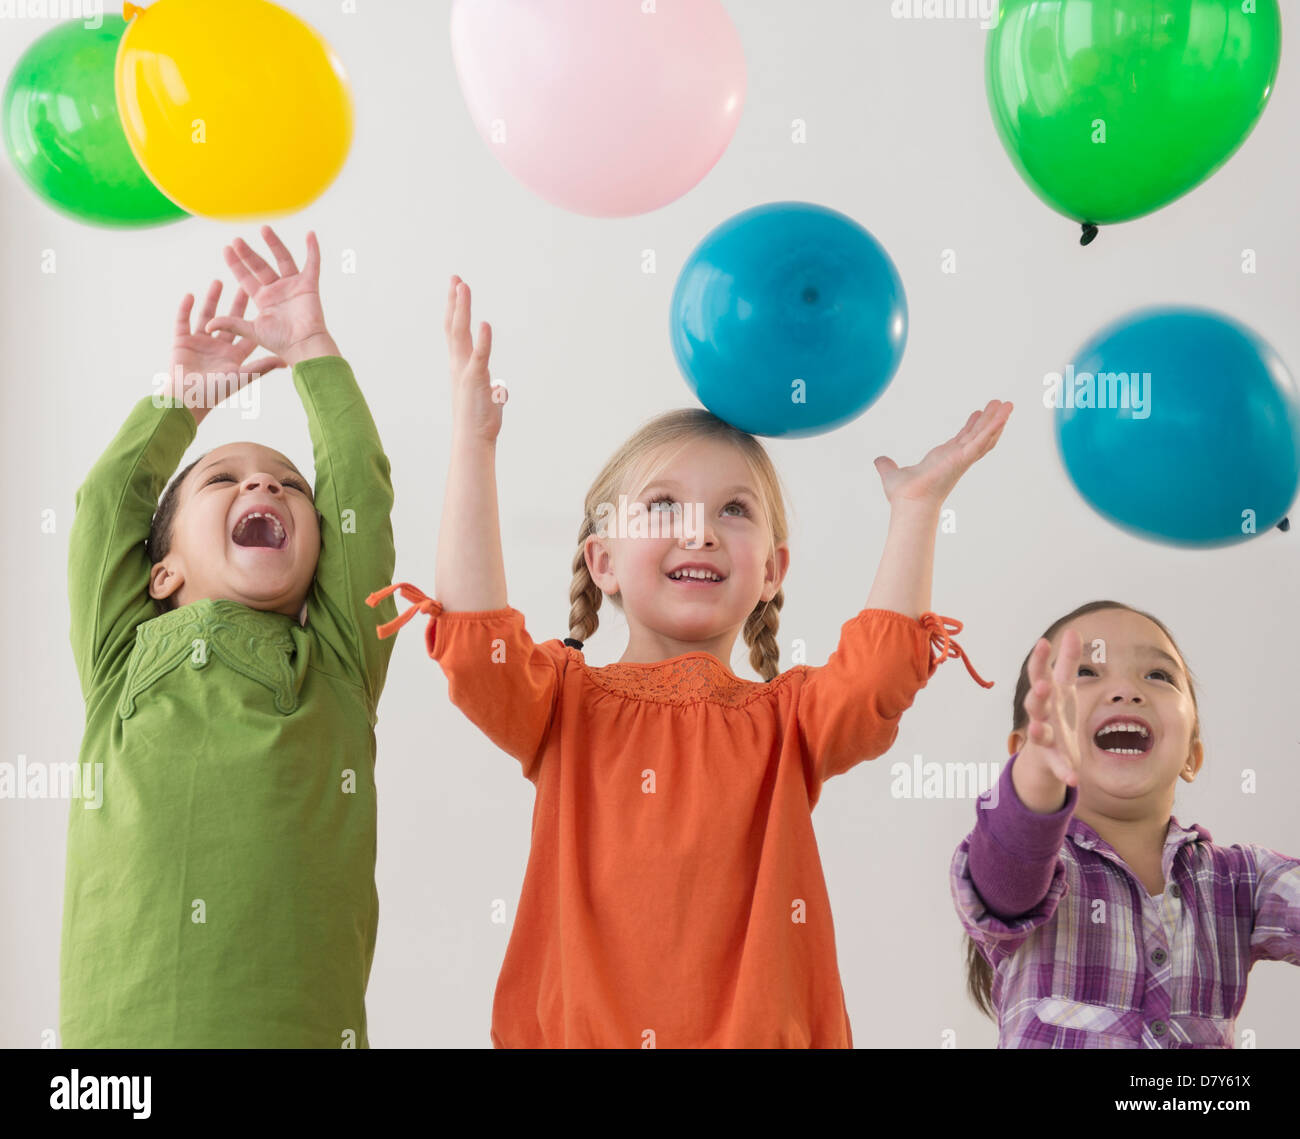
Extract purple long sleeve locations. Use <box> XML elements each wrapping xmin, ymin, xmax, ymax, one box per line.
<box><xmin>967</xmin><ymin>751</ymin><xmax>1078</xmax><ymax>920</ymax></box>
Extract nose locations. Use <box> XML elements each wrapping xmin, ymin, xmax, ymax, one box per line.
<box><xmin>679</xmin><ymin>520</ymin><xmax>718</xmax><ymax>550</ymax></box>
<box><xmin>242</xmin><ymin>473</ymin><xmax>284</xmax><ymax>493</ymax></box>
<box><xmin>1105</xmin><ymin>685</ymin><xmax>1144</xmax><ymax>705</ymax></box>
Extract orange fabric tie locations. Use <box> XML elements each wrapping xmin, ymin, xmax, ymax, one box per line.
<box><xmin>918</xmin><ymin>613</ymin><xmax>993</xmax><ymax>688</ymax></box>
<box><xmin>366</xmin><ymin>581</ymin><xmax>442</xmax><ymax>640</ymax></box>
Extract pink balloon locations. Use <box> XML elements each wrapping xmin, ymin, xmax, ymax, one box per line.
<box><xmin>450</xmin><ymin>0</ymin><xmax>746</xmax><ymax>217</ymax></box>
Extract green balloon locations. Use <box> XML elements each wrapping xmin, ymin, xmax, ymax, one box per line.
<box><xmin>2</xmin><ymin>16</ymin><xmax>187</xmax><ymax>228</ymax></box>
<box><xmin>987</xmin><ymin>0</ymin><xmax>1282</xmax><ymax>232</ymax></box>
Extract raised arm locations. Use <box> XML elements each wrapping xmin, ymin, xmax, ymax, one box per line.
<box><xmin>68</xmin><ymin>281</ymin><xmax>286</xmax><ymax>695</ymax></box>
<box><xmin>865</xmin><ymin>399</ymin><xmax>1012</xmax><ymax>619</ymax></box>
<box><xmin>794</xmin><ymin>403</ymin><xmax>1011</xmax><ymax>790</ymax></box>
<box><xmin>206</xmin><ymin>227</ymin><xmax>397</xmax><ymax>704</ymax></box>
<box><xmin>67</xmin><ymin>399</ymin><xmax>195</xmax><ymax>697</ymax></box>
<box><xmin>965</xmin><ymin>630</ymin><xmax>1085</xmax><ymax>920</ymax></box>
<box><xmin>436</xmin><ymin>277</ymin><xmax>508</xmax><ymax>611</ymax></box>
<box><xmin>950</xmin><ymin>756</ymin><xmax>1076</xmax><ymax>968</ymax></box>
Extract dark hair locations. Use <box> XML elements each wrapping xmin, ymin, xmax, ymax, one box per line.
<box><xmin>145</xmin><ymin>452</ymin><xmax>208</xmax><ymax>616</ymax></box>
<box><xmin>964</xmin><ymin>600</ymin><xmax>1201</xmax><ymax>1019</ymax></box>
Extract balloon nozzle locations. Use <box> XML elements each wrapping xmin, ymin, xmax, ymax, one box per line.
<box><xmin>1080</xmin><ymin>223</ymin><xmax>1099</xmax><ymax>246</ymax></box>
<box><xmin>1278</xmin><ymin>516</ymin><xmax>1290</xmax><ymax>532</ymax></box>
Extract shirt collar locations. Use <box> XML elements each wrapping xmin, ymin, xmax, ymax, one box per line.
<box><xmin>1066</xmin><ymin>814</ymin><xmax>1211</xmax><ymax>853</ymax></box>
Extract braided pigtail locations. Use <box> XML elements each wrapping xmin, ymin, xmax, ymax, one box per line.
<box><xmin>742</xmin><ymin>586</ymin><xmax>785</xmax><ymax>682</ymax></box>
<box><xmin>567</xmin><ymin>514</ymin><xmax>603</xmax><ymax>647</ymax></box>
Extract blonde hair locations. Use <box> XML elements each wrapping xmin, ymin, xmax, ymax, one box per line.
<box><xmin>568</xmin><ymin>409</ymin><xmax>792</xmax><ymax>681</ymax></box>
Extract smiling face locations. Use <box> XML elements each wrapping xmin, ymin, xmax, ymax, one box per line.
<box><xmin>1011</xmin><ymin>608</ymin><xmax>1204</xmax><ymax>820</ymax></box>
<box><xmin>148</xmin><ymin>442</ymin><xmax>321</xmax><ymax>618</ymax></box>
<box><xmin>584</xmin><ymin>437</ymin><xmax>788</xmax><ymax>662</ymax></box>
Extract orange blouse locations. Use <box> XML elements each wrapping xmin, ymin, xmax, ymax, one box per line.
<box><xmin>370</xmin><ymin>582</ymin><xmax>990</xmax><ymax>1048</ymax></box>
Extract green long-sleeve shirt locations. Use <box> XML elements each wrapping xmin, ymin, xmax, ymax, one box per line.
<box><xmin>62</xmin><ymin>356</ymin><xmax>397</xmax><ymax>1047</ymax></box>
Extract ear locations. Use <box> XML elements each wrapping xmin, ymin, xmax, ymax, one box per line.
<box><xmin>761</xmin><ymin>543</ymin><xmax>790</xmax><ymax>602</ymax></box>
<box><xmin>1179</xmin><ymin>735</ymin><xmax>1205</xmax><ymax>783</ymax></box>
<box><xmin>583</xmin><ymin>534</ymin><xmax>620</xmax><ymax>598</ymax></box>
<box><xmin>1007</xmin><ymin>729</ymin><xmax>1024</xmax><ymax>757</ymax></box>
<box><xmin>148</xmin><ymin>559</ymin><xmax>184</xmax><ymax>603</ymax></box>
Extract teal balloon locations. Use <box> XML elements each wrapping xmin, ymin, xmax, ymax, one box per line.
<box><xmin>2</xmin><ymin>17</ymin><xmax>187</xmax><ymax>227</ymax></box>
<box><xmin>670</xmin><ymin>202</ymin><xmax>907</xmax><ymax>438</ymax></box>
<box><xmin>1056</xmin><ymin>309</ymin><xmax>1300</xmax><ymax>547</ymax></box>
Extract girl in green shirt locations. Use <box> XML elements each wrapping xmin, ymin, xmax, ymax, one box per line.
<box><xmin>62</xmin><ymin>227</ymin><xmax>397</xmax><ymax>1047</ymax></box>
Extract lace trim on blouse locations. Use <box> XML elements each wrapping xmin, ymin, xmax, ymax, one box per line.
<box><xmin>366</xmin><ymin>581</ymin><xmax>992</xmax><ymax>707</ymax></box>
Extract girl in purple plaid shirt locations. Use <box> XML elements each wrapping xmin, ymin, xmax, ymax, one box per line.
<box><xmin>951</xmin><ymin>601</ymin><xmax>1299</xmax><ymax>1048</ymax></box>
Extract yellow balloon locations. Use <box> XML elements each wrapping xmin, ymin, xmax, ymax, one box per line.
<box><xmin>115</xmin><ymin>0</ymin><xmax>352</xmax><ymax>218</ymax></box>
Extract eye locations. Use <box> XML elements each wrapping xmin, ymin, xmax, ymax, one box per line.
<box><xmin>1148</xmin><ymin>669</ymin><xmax>1174</xmax><ymax>683</ymax></box>
<box><xmin>202</xmin><ymin>470</ymin><xmax>308</xmax><ymax>493</ymax></box>
<box><xmin>646</xmin><ymin>494</ymin><xmax>748</xmax><ymax>517</ymax></box>
<box><xmin>1077</xmin><ymin>665</ymin><xmax>1097</xmax><ymax>677</ymax></box>
<box><xmin>647</xmin><ymin>494</ymin><xmax>681</xmax><ymax>514</ymax></box>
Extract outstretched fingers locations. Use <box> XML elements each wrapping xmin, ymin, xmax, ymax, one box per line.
<box><xmin>259</xmin><ymin>225</ymin><xmax>299</xmax><ymax>278</ymax></box>
<box><xmin>175</xmin><ymin>293</ymin><xmax>195</xmax><ymax>339</ymax></box>
<box><xmin>195</xmin><ymin>279</ymin><xmax>223</xmax><ymax>336</ymax></box>
<box><xmin>959</xmin><ymin>400</ymin><xmax>1013</xmax><ymax>464</ymax></box>
<box><xmin>229</xmin><ymin>236</ymin><xmax>279</xmax><ymax>287</ymax></box>
<box><xmin>223</xmin><ymin>244</ymin><xmax>264</xmax><ymax>297</ymax></box>
<box><xmin>210</xmin><ymin>289</ymin><xmax>249</xmax><ymax>343</ymax></box>
<box><xmin>447</xmin><ymin>279</ymin><xmax>475</xmax><ymax>367</ymax></box>
<box><xmin>301</xmin><ymin>230</ymin><xmax>320</xmax><ymax>281</ymax></box>
<box><xmin>472</xmin><ymin>320</ymin><xmax>492</xmax><ymax>371</ymax></box>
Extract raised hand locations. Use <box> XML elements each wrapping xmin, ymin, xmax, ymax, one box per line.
<box><xmin>162</xmin><ymin>279</ymin><xmax>287</xmax><ymax>427</ymax></box>
<box><xmin>873</xmin><ymin>400</ymin><xmax>1013</xmax><ymax>509</ymax></box>
<box><xmin>204</xmin><ymin>226</ymin><xmax>338</xmax><ymax>366</ymax></box>
<box><xmin>445</xmin><ymin>275</ymin><xmax>505</xmax><ymax>443</ymax></box>
<box><xmin>1016</xmin><ymin>628</ymin><xmax>1085</xmax><ymax>807</ymax></box>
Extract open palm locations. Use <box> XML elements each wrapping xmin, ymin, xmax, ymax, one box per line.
<box><xmin>165</xmin><ymin>281</ymin><xmax>285</xmax><ymax>424</ymax></box>
<box><xmin>1024</xmin><ymin>628</ymin><xmax>1085</xmax><ymax>786</ymax></box>
<box><xmin>204</xmin><ymin>227</ymin><xmax>328</xmax><ymax>360</ymax></box>
<box><xmin>172</xmin><ymin>281</ymin><xmax>284</xmax><ymax>379</ymax></box>
<box><xmin>874</xmin><ymin>400</ymin><xmax>1012</xmax><ymax>507</ymax></box>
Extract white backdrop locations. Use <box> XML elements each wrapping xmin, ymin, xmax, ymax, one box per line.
<box><xmin>2</xmin><ymin>0</ymin><xmax>1297</xmax><ymax>1048</ymax></box>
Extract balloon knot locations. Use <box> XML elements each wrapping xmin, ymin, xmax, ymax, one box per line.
<box><xmin>123</xmin><ymin>2</ymin><xmax>144</xmax><ymax>19</ymax></box>
<box><xmin>1080</xmin><ymin>223</ymin><xmax>1099</xmax><ymax>246</ymax></box>
<box><xmin>1278</xmin><ymin>516</ymin><xmax>1290</xmax><ymax>532</ymax></box>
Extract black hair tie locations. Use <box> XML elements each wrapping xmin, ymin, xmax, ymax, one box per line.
<box><xmin>563</xmin><ymin>637</ymin><xmax>584</xmax><ymax>650</ymax></box>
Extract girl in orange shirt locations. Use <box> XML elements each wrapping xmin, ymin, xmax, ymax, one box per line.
<box><xmin>369</xmin><ymin>277</ymin><xmax>1012</xmax><ymax>1047</ymax></box>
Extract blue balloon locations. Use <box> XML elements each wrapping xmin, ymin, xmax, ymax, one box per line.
<box><xmin>1055</xmin><ymin>308</ymin><xmax>1300</xmax><ymax>547</ymax></box>
<box><xmin>670</xmin><ymin>202</ymin><xmax>907</xmax><ymax>438</ymax></box>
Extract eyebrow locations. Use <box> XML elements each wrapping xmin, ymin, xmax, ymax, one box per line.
<box><xmin>1063</xmin><ymin>644</ymin><xmax>1183</xmax><ymax>672</ymax></box>
<box><xmin>1140</xmin><ymin>647</ymin><xmax>1183</xmax><ymax>671</ymax></box>
<box><xmin>639</xmin><ymin>480</ymin><xmax>758</xmax><ymax>498</ymax></box>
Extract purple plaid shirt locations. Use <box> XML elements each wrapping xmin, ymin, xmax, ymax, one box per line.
<box><xmin>951</xmin><ymin>753</ymin><xmax>1300</xmax><ymax>1048</ymax></box>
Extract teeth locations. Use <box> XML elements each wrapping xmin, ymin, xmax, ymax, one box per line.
<box><xmin>669</xmin><ymin>569</ymin><xmax>721</xmax><ymax>581</ymax></box>
<box><xmin>1095</xmin><ymin>721</ymin><xmax>1150</xmax><ymax>755</ymax></box>
<box><xmin>1098</xmin><ymin>722</ymin><xmax>1149</xmax><ymax>737</ymax></box>
<box><xmin>234</xmin><ymin>511</ymin><xmax>285</xmax><ymax>543</ymax></box>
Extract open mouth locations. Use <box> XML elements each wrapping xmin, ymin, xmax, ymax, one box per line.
<box><xmin>232</xmin><ymin>510</ymin><xmax>287</xmax><ymax>550</ymax></box>
<box><xmin>1092</xmin><ymin>719</ymin><xmax>1154</xmax><ymax>756</ymax></box>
